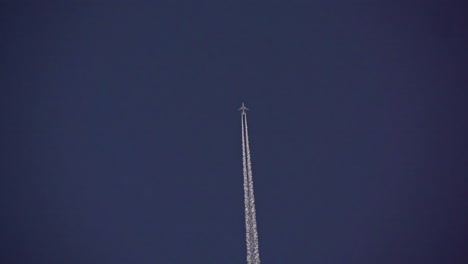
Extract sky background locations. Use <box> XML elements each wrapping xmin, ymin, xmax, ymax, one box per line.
<box><xmin>1</xmin><ymin>1</ymin><xmax>467</xmax><ymax>263</ymax></box>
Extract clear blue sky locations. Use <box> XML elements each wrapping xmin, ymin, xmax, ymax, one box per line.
<box><xmin>1</xmin><ymin>1</ymin><xmax>467</xmax><ymax>263</ymax></box>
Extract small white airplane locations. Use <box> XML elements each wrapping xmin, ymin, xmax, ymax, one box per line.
<box><xmin>238</xmin><ymin>102</ymin><xmax>249</xmax><ymax>113</ymax></box>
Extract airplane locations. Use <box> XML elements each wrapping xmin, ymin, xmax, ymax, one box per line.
<box><xmin>238</xmin><ymin>102</ymin><xmax>249</xmax><ymax>113</ymax></box>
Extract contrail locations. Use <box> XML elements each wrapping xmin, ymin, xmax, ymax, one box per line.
<box><xmin>244</xmin><ymin>112</ymin><xmax>261</xmax><ymax>264</ymax></box>
<box><xmin>240</xmin><ymin>103</ymin><xmax>261</xmax><ymax>264</ymax></box>
<box><xmin>241</xmin><ymin>113</ymin><xmax>253</xmax><ymax>264</ymax></box>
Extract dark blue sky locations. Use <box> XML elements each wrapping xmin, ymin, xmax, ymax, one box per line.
<box><xmin>1</xmin><ymin>1</ymin><xmax>467</xmax><ymax>263</ymax></box>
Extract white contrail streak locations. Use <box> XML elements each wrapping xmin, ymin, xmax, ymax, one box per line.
<box><xmin>244</xmin><ymin>112</ymin><xmax>261</xmax><ymax>264</ymax></box>
<box><xmin>241</xmin><ymin>107</ymin><xmax>260</xmax><ymax>264</ymax></box>
<box><xmin>241</xmin><ymin>113</ymin><xmax>253</xmax><ymax>264</ymax></box>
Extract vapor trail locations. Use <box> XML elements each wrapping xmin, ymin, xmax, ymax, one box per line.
<box><xmin>244</xmin><ymin>112</ymin><xmax>261</xmax><ymax>264</ymax></box>
<box><xmin>241</xmin><ymin>113</ymin><xmax>253</xmax><ymax>264</ymax></box>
